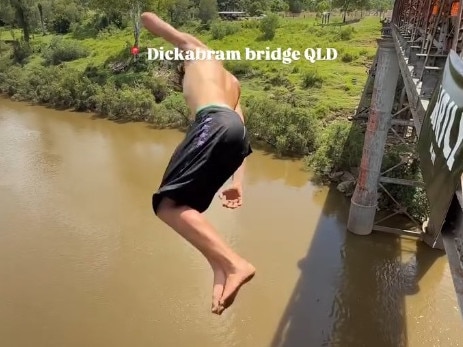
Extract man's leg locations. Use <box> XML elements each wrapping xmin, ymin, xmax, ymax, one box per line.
<box><xmin>143</xmin><ymin>11</ymin><xmax>254</xmax><ymax>313</ymax></box>
<box><xmin>156</xmin><ymin>197</ymin><xmax>255</xmax><ymax>314</ymax></box>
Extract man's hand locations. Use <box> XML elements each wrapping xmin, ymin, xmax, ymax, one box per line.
<box><xmin>219</xmin><ymin>185</ymin><xmax>243</xmax><ymax>209</ymax></box>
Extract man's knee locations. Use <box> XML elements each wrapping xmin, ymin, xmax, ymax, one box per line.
<box><xmin>156</xmin><ymin>196</ymin><xmax>203</xmax><ymax>225</ymax></box>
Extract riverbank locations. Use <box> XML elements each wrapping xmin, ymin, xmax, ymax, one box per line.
<box><xmin>0</xmin><ymin>14</ymin><xmax>377</xmax><ymax>159</ymax></box>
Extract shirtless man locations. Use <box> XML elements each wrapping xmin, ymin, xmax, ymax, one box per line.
<box><xmin>140</xmin><ymin>12</ymin><xmax>256</xmax><ymax>315</ymax></box>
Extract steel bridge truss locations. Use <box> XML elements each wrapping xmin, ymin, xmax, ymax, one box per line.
<box><xmin>384</xmin><ymin>0</ymin><xmax>463</xmax><ymax>316</ymax></box>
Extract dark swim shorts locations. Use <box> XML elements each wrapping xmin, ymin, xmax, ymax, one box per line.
<box><xmin>152</xmin><ymin>105</ymin><xmax>253</xmax><ymax>214</ymax></box>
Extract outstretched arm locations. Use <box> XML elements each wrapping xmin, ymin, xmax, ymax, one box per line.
<box><xmin>219</xmin><ymin>101</ymin><xmax>247</xmax><ymax>209</ymax></box>
<box><xmin>231</xmin><ymin>159</ymin><xmax>246</xmax><ymax>188</ymax></box>
<box><xmin>140</xmin><ymin>12</ymin><xmax>207</xmax><ymax>51</ymax></box>
<box><xmin>232</xmin><ymin>102</ymin><xmax>246</xmax><ymax>186</ymax></box>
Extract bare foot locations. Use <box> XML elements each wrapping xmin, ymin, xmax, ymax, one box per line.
<box><xmin>211</xmin><ymin>267</ymin><xmax>226</xmax><ymax>314</ymax></box>
<box><xmin>219</xmin><ymin>261</ymin><xmax>256</xmax><ymax>312</ymax></box>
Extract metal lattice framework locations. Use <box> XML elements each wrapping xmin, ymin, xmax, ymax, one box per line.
<box><xmin>393</xmin><ymin>0</ymin><xmax>463</xmax><ymax>58</ymax></box>
<box><xmin>386</xmin><ymin>0</ymin><xmax>463</xmax><ymax>315</ymax></box>
<box><xmin>347</xmin><ymin>0</ymin><xmax>463</xmax><ymax>316</ymax></box>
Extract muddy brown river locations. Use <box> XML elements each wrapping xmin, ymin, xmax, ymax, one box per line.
<box><xmin>0</xmin><ymin>97</ymin><xmax>462</xmax><ymax>347</ymax></box>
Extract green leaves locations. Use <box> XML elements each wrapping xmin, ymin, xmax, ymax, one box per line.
<box><xmin>198</xmin><ymin>0</ymin><xmax>218</xmax><ymax>24</ymax></box>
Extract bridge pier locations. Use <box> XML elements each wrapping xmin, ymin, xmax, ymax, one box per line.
<box><xmin>347</xmin><ymin>38</ymin><xmax>400</xmax><ymax>236</ymax></box>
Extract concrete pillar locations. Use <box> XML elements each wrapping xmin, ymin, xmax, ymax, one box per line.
<box><xmin>347</xmin><ymin>38</ymin><xmax>400</xmax><ymax>236</ymax></box>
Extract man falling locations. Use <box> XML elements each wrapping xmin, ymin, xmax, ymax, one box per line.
<box><xmin>140</xmin><ymin>12</ymin><xmax>255</xmax><ymax>315</ymax></box>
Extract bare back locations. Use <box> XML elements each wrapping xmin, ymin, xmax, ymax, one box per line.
<box><xmin>182</xmin><ymin>58</ymin><xmax>241</xmax><ymax>116</ymax></box>
<box><xmin>139</xmin><ymin>12</ymin><xmax>242</xmax><ymax>120</ymax></box>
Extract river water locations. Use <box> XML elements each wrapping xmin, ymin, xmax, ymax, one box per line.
<box><xmin>0</xmin><ymin>97</ymin><xmax>462</xmax><ymax>347</ymax></box>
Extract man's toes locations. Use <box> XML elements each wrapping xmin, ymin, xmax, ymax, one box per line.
<box><xmin>212</xmin><ymin>270</ymin><xmax>225</xmax><ymax>314</ymax></box>
<box><xmin>216</xmin><ymin>304</ymin><xmax>225</xmax><ymax>315</ymax></box>
<box><xmin>211</xmin><ymin>303</ymin><xmax>219</xmax><ymax>314</ymax></box>
<box><xmin>220</xmin><ymin>283</ymin><xmax>240</xmax><ymax>305</ymax></box>
<box><xmin>220</xmin><ymin>292</ymin><xmax>238</xmax><ymax>309</ymax></box>
<box><xmin>212</xmin><ymin>292</ymin><xmax>222</xmax><ymax>311</ymax></box>
<box><xmin>212</xmin><ymin>301</ymin><xmax>225</xmax><ymax>315</ymax></box>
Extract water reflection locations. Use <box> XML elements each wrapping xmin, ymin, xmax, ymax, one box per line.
<box><xmin>271</xmin><ymin>168</ymin><xmax>449</xmax><ymax>347</ymax></box>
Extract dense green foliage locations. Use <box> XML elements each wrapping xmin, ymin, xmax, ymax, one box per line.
<box><xmin>0</xmin><ymin>0</ymin><xmax>394</xmax><ymax>42</ymax></box>
<box><xmin>0</xmin><ymin>5</ymin><xmax>384</xmax><ymax>155</ymax></box>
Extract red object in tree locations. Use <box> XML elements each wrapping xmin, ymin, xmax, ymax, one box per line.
<box><xmin>131</xmin><ymin>46</ymin><xmax>139</xmax><ymax>55</ymax></box>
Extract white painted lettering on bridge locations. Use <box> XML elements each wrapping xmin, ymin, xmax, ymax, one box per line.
<box><xmin>429</xmin><ymin>87</ymin><xmax>463</xmax><ymax>171</ymax></box>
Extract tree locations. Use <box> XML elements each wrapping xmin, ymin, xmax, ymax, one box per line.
<box><xmin>2</xmin><ymin>0</ymin><xmax>36</xmax><ymax>42</ymax></box>
<box><xmin>37</xmin><ymin>3</ymin><xmax>45</xmax><ymax>35</ymax></box>
<box><xmin>247</xmin><ymin>2</ymin><xmax>262</xmax><ymax>15</ymax></box>
<box><xmin>370</xmin><ymin>0</ymin><xmax>392</xmax><ymax>17</ymax></box>
<box><xmin>301</xmin><ymin>0</ymin><xmax>319</xmax><ymax>12</ymax></box>
<box><xmin>270</xmin><ymin>0</ymin><xmax>288</xmax><ymax>12</ymax></box>
<box><xmin>198</xmin><ymin>0</ymin><xmax>218</xmax><ymax>23</ymax></box>
<box><xmin>131</xmin><ymin>1</ymin><xmax>141</xmax><ymax>47</ymax></box>
<box><xmin>48</xmin><ymin>0</ymin><xmax>83</xmax><ymax>34</ymax></box>
<box><xmin>88</xmin><ymin>0</ymin><xmax>156</xmax><ymax>46</ymax></box>
<box><xmin>332</xmin><ymin>0</ymin><xmax>369</xmax><ymax>22</ymax></box>
<box><xmin>167</xmin><ymin>0</ymin><xmax>192</xmax><ymax>26</ymax></box>
<box><xmin>0</xmin><ymin>0</ymin><xmax>16</xmax><ymax>26</ymax></box>
<box><xmin>288</xmin><ymin>0</ymin><xmax>303</xmax><ymax>13</ymax></box>
<box><xmin>217</xmin><ymin>0</ymin><xmax>242</xmax><ymax>11</ymax></box>
<box><xmin>317</xmin><ymin>0</ymin><xmax>330</xmax><ymax>13</ymax></box>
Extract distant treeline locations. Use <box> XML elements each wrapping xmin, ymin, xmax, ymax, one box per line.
<box><xmin>0</xmin><ymin>0</ymin><xmax>393</xmax><ymax>43</ymax></box>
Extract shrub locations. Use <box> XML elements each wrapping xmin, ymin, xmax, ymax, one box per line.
<box><xmin>96</xmin><ymin>25</ymin><xmax>121</xmax><ymax>40</ymax></box>
<box><xmin>241</xmin><ymin>19</ymin><xmax>260</xmax><ymax>29</ymax></box>
<box><xmin>153</xmin><ymin>93</ymin><xmax>190</xmax><ymax>128</ymax></box>
<box><xmin>21</xmin><ymin>65</ymin><xmax>99</xmax><ymax>110</ymax></box>
<box><xmin>83</xmin><ymin>64</ymin><xmax>111</xmax><ymax>85</ymax></box>
<box><xmin>210</xmin><ymin>21</ymin><xmax>241</xmax><ymax>39</ymax></box>
<box><xmin>359</xmin><ymin>48</ymin><xmax>368</xmax><ymax>56</ymax></box>
<box><xmin>301</xmin><ymin>70</ymin><xmax>323</xmax><ymax>89</ymax></box>
<box><xmin>0</xmin><ymin>41</ymin><xmax>9</xmax><ymax>54</ymax></box>
<box><xmin>338</xmin><ymin>27</ymin><xmax>354</xmax><ymax>41</ymax></box>
<box><xmin>42</xmin><ymin>37</ymin><xmax>88</xmax><ymax>65</ymax></box>
<box><xmin>260</xmin><ymin>13</ymin><xmax>279</xmax><ymax>40</ymax></box>
<box><xmin>224</xmin><ymin>61</ymin><xmax>258</xmax><ymax>78</ymax></box>
<box><xmin>71</xmin><ymin>20</ymin><xmax>98</xmax><ymax>39</ymax></box>
<box><xmin>94</xmin><ymin>84</ymin><xmax>155</xmax><ymax>122</ymax></box>
<box><xmin>142</xmin><ymin>75</ymin><xmax>169</xmax><ymax>103</ymax></box>
<box><xmin>245</xmin><ymin>96</ymin><xmax>318</xmax><ymax>156</ymax></box>
<box><xmin>0</xmin><ymin>53</ymin><xmax>12</xmax><ymax>74</ymax></box>
<box><xmin>11</xmin><ymin>40</ymin><xmax>32</xmax><ymax>64</ymax></box>
<box><xmin>341</xmin><ymin>52</ymin><xmax>357</xmax><ymax>62</ymax></box>
<box><xmin>307</xmin><ymin>120</ymin><xmax>364</xmax><ymax>174</ymax></box>
<box><xmin>51</xmin><ymin>15</ymin><xmax>72</xmax><ymax>34</ymax></box>
<box><xmin>265</xmin><ymin>72</ymin><xmax>293</xmax><ymax>88</ymax></box>
<box><xmin>0</xmin><ymin>66</ymin><xmax>27</xmax><ymax>96</ymax></box>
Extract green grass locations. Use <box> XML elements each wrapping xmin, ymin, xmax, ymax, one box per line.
<box><xmin>0</xmin><ymin>14</ymin><xmax>381</xmax><ymax>116</ymax></box>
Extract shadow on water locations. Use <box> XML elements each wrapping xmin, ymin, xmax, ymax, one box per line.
<box><xmin>270</xmin><ymin>183</ymin><xmax>445</xmax><ymax>347</ymax></box>
<box><xmin>270</xmin><ymin>79</ymin><xmax>445</xmax><ymax>345</ymax></box>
